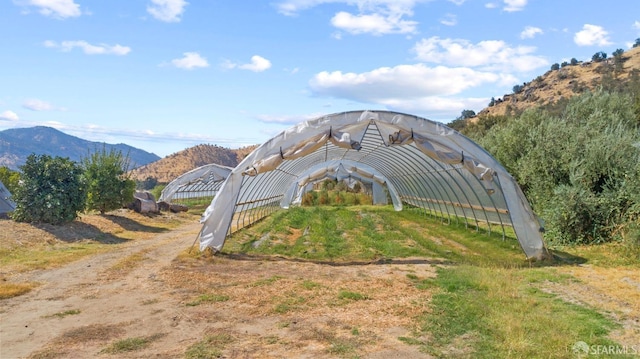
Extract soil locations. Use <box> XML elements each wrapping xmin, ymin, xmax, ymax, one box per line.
<box><xmin>0</xmin><ymin>218</ymin><xmax>439</xmax><ymax>358</ymax></box>
<box><xmin>1</xmin><ymin>212</ymin><xmax>638</xmax><ymax>358</ymax></box>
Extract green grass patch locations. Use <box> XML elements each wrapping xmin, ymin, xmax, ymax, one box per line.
<box><xmin>185</xmin><ymin>333</ymin><xmax>234</xmax><ymax>359</ymax></box>
<box><xmin>273</xmin><ymin>292</ymin><xmax>307</xmax><ymax>313</ymax></box>
<box><xmin>44</xmin><ymin>309</ymin><xmax>81</xmax><ymax>319</ymax></box>
<box><xmin>226</xmin><ymin>206</ymin><xmax>527</xmax><ymax>265</ymax></box>
<box><xmin>417</xmin><ymin>265</ymin><xmax>622</xmax><ymax>358</ymax></box>
<box><xmin>186</xmin><ymin>293</ymin><xmax>230</xmax><ymax>306</ymax></box>
<box><xmin>100</xmin><ymin>333</ymin><xmax>165</xmax><ymax>354</ymax></box>
<box><xmin>337</xmin><ymin>290</ymin><xmax>369</xmax><ymax>301</ymax></box>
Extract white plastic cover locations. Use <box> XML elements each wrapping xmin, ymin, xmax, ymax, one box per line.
<box><xmin>0</xmin><ymin>180</ymin><xmax>16</xmax><ymax>214</ymax></box>
<box><xmin>199</xmin><ymin>110</ymin><xmax>547</xmax><ymax>259</ymax></box>
<box><xmin>160</xmin><ymin>164</ymin><xmax>232</xmax><ymax>203</ymax></box>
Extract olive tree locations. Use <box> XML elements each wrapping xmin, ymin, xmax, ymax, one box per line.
<box><xmin>478</xmin><ymin>90</ymin><xmax>640</xmax><ymax>244</ymax></box>
<box><xmin>83</xmin><ymin>147</ymin><xmax>136</xmax><ymax>214</ymax></box>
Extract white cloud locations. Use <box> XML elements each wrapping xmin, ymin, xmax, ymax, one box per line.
<box><xmin>503</xmin><ymin>0</ymin><xmax>527</xmax><ymax>12</ymax></box>
<box><xmin>23</xmin><ymin>99</ymin><xmax>55</xmax><ymax>111</ymax></box>
<box><xmin>633</xmin><ymin>20</ymin><xmax>640</xmax><ymax>30</ymax></box>
<box><xmin>170</xmin><ymin>52</ymin><xmax>209</xmax><ymax>70</ymax></box>
<box><xmin>309</xmin><ymin>64</ymin><xmax>503</xmax><ymax>101</ymax></box>
<box><xmin>275</xmin><ymin>0</ymin><xmax>420</xmax><ymax>35</ymax></box>
<box><xmin>14</xmin><ymin>0</ymin><xmax>81</xmax><ymax>19</ymax></box>
<box><xmin>448</xmin><ymin>0</ymin><xmax>466</xmax><ymax>5</ymax></box>
<box><xmin>0</xmin><ymin>110</ymin><xmax>19</xmax><ymax>122</ymax></box>
<box><xmin>331</xmin><ymin>10</ymin><xmax>418</xmax><ymax>35</ymax></box>
<box><xmin>574</xmin><ymin>24</ymin><xmax>612</xmax><ymax>46</ymax></box>
<box><xmin>413</xmin><ymin>36</ymin><xmax>548</xmax><ymax>72</ymax></box>
<box><xmin>147</xmin><ymin>0</ymin><xmax>188</xmax><ymax>23</ymax></box>
<box><xmin>44</xmin><ymin>40</ymin><xmax>131</xmax><ymax>55</ymax></box>
<box><xmin>225</xmin><ymin>56</ymin><xmax>272</xmax><ymax>72</ymax></box>
<box><xmin>309</xmin><ymin>64</ymin><xmax>504</xmax><ymax>117</ymax></box>
<box><xmin>485</xmin><ymin>2</ymin><xmax>497</xmax><ymax>9</ymax></box>
<box><xmin>520</xmin><ymin>26</ymin><xmax>542</xmax><ymax>39</ymax></box>
<box><xmin>440</xmin><ymin>14</ymin><xmax>457</xmax><ymax>26</ymax></box>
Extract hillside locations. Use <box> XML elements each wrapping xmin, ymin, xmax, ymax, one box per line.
<box><xmin>477</xmin><ymin>46</ymin><xmax>640</xmax><ymax>118</ymax></box>
<box><xmin>128</xmin><ymin>143</ymin><xmax>258</xmax><ymax>183</ymax></box>
<box><xmin>0</xmin><ymin>126</ymin><xmax>160</xmax><ymax>171</ymax></box>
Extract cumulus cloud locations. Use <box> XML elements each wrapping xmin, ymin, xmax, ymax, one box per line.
<box><xmin>413</xmin><ymin>36</ymin><xmax>547</xmax><ymax>72</ymax></box>
<box><xmin>0</xmin><ymin>110</ymin><xmax>19</xmax><ymax>122</ymax></box>
<box><xmin>574</xmin><ymin>24</ymin><xmax>611</xmax><ymax>46</ymax></box>
<box><xmin>309</xmin><ymin>64</ymin><xmax>503</xmax><ymax>117</ymax></box>
<box><xmin>224</xmin><ymin>56</ymin><xmax>272</xmax><ymax>72</ymax></box>
<box><xmin>14</xmin><ymin>0</ymin><xmax>81</xmax><ymax>19</ymax></box>
<box><xmin>309</xmin><ymin>64</ymin><xmax>504</xmax><ymax>102</ymax></box>
<box><xmin>520</xmin><ymin>26</ymin><xmax>542</xmax><ymax>39</ymax></box>
<box><xmin>170</xmin><ymin>52</ymin><xmax>209</xmax><ymax>70</ymax></box>
<box><xmin>44</xmin><ymin>40</ymin><xmax>131</xmax><ymax>55</ymax></box>
<box><xmin>331</xmin><ymin>10</ymin><xmax>418</xmax><ymax>35</ymax></box>
<box><xmin>23</xmin><ymin>99</ymin><xmax>55</xmax><ymax>111</ymax></box>
<box><xmin>275</xmin><ymin>0</ymin><xmax>420</xmax><ymax>35</ymax></box>
<box><xmin>503</xmin><ymin>0</ymin><xmax>527</xmax><ymax>12</ymax></box>
<box><xmin>147</xmin><ymin>0</ymin><xmax>188</xmax><ymax>22</ymax></box>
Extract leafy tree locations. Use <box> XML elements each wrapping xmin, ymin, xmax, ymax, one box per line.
<box><xmin>459</xmin><ymin>109</ymin><xmax>476</xmax><ymax>119</ymax></box>
<box><xmin>139</xmin><ymin>176</ymin><xmax>158</xmax><ymax>190</ymax></box>
<box><xmin>83</xmin><ymin>147</ymin><xmax>136</xmax><ymax>214</ymax></box>
<box><xmin>0</xmin><ymin>166</ymin><xmax>20</xmax><ymax>194</ymax></box>
<box><xmin>612</xmin><ymin>48</ymin><xmax>624</xmax><ymax>58</ymax></box>
<box><xmin>489</xmin><ymin>97</ymin><xmax>496</xmax><ymax>107</ymax></box>
<box><xmin>550</xmin><ymin>63</ymin><xmax>560</xmax><ymax>71</ymax></box>
<box><xmin>12</xmin><ymin>155</ymin><xmax>85</xmax><ymax>224</ymax></box>
<box><xmin>570</xmin><ymin>58</ymin><xmax>579</xmax><ymax>66</ymax></box>
<box><xmin>512</xmin><ymin>84</ymin><xmax>524</xmax><ymax>93</ymax></box>
<box><xmin>591</xmin><ymin>51</ymin><xmax>607</xmax><ymax>62</ymax></box>
<box><xmin>560</xmin><ymin>61</ymin><xmax>569</xmax><ymax>68</ymax></box>
<box><xmin>634</xmin><ymin>38</ymin><xmax>640</xmax><ymax>48</ymax></box>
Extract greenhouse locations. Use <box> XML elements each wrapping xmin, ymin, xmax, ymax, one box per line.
<box><xmin>159</xmin><ymin>164</ymin><xmax>233</xmax><ymax>203</ymax></box>
<box><xmin>198</xmin><ymin>110</ymin><xmax>548</xmax><ymax>260</ymax></box>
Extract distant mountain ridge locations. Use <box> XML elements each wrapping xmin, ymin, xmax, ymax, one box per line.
<box><xmin>128</xmin><ymin>144</ymin><xmax>257</xmax><ymax>183</ymax></box>
<box><xmin>0</xmin><ymin>126</ymin><xmax>161</xmax><ymax>171</ymax></box>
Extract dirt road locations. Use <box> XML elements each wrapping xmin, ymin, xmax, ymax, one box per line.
<box><xmin>0</xmin><ymin>221</ymin><xmax>438</xmax><ymax>358</ymax></box>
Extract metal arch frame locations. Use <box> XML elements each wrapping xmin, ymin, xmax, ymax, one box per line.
<box><xmin>198</xmin><ymin>110</ymin><xmax>547</xmax><ymax>259</ymax></box>
<box><xmin>160</xmin><ymin>163</ymin><xmax>233</xmax><ymax>203</ymax></box>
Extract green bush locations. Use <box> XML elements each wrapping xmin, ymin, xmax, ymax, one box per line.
<box><xmin>478</xmin><ymin>90</ymin><xmax>640</xmax><ymax>244</ymax></box>
<box><xmin>12</xmin><ymin>154</ymin><xmax>86</xmax><ymax>224</ymax></box>
<box><xmin>83</xmin><ymin>147</ymin><xmax>136</xmax><ymax>214</ymax></box>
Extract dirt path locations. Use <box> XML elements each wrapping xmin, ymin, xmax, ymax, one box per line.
<box><xmin>0</xmin><ymin>222</ymin><xmax>202</xmax><ymax>358</ymax></box>
<box><xmin>0</xmin><ymin>221</ymin><xmax>438</xmax><ymax>359</ymax></box>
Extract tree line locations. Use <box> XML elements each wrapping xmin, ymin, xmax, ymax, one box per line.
<box><xmin>1</xmin><ymin>147</ymin><xmax>136</xmax><ymax>224</ymax></box>
<box><xmin>451</xmin><ymin>88</ymin><xmax>640</xmax><ymax>247</ymax></box>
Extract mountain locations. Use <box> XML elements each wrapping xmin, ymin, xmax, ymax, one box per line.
<box><xmin>476</xmin><ymin>46</ymin><xmax>640</xmax><ymax>118</ymax></box>
<box><xmin>128</xmin><ymin>144</ymin><xmax>258</xmax><ymax>183</ymax></box>
<box><xmin>0</xmin><ymin>126</ymin><xmax>161</xmax><ymax>171</ymax></box>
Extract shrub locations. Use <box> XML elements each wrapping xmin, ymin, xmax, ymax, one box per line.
<box><xmin>12</xmin><ymin>154</ymin><xmax>85</xmax><ymax>224</ymax></box>
<box><xmin>0</xmin><ymin>166</ymin><xmax>20</xmax><ymax>194</ymax></box>
<box><xmin>83</xmin><ymin>147</ymin><xmax>136</xmax><ymax>214</ymax></box>
<box><xmin>478</xmin><ymin>90</ymin><xmax>640</xmax><ymax>244</ymax></box>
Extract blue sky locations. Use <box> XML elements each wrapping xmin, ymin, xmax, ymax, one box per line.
<box><xmin>1</xmin><ymin>0</ymin><xmax>639</xmax><ymax>157</ymax></box>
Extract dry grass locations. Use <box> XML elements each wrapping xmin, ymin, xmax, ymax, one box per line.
<box><xmin>479</xmin><ymin>46</ymin><xmax>640</xmax><ymax>118</ymax></box>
